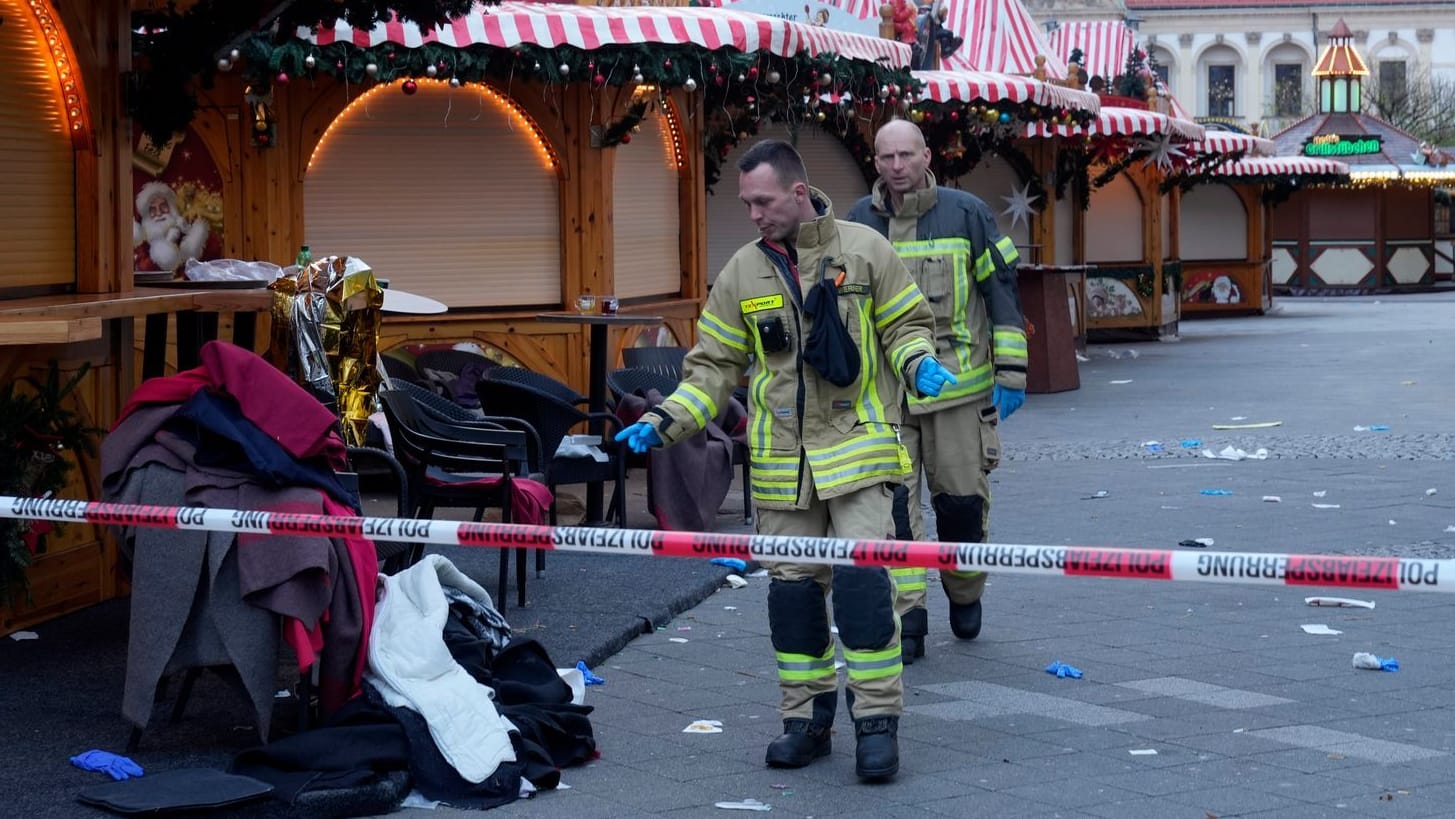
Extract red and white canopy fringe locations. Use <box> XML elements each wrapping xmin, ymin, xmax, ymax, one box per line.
<box><xmin>1049</xmin><ymin>20</ymin><xmax>1133</xmax><ymax>80</ymax></box>
<box><xmin>1210</xmin><ymin>156</ymin><xmax>1350</xmax><ymax>179</ymax></box>
<box><xmin>1191</xmin><ymin>132</ymin><xmax>1277</xmax><ymax>157</ymax></box>
<box><xmin>938</xmin><ymin>0</ymin><xmax>1068</xmax><ymax>78</ymax></box>
<box><xmin>915</xmin><ymin>69</ymin><xmax>1100</xmax><ymax>112</ymax></box>
<box><xmin>305</xmin><ymin>1</ymin><xmax>912</xmax><ymax>66</ymax></box>
<box><xmin>1026</xmin><ymin>106</ymin><xmax>1205</xmax><ymax>142</ymax></box>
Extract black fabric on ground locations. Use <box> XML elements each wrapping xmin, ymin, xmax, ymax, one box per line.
<box><xmin>77</xmin><ymin>768</ymin><xmax>273</xmax><ymax>815</ymax></box>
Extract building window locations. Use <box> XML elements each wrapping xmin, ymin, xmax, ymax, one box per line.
<box><xmin>1153</xmin><ymin>63</ymin><xmax>1169</xmax><ymax>87</ymax></box>
<box><xmin>1379</xmin><ymin>60</ymin><xmax>1408</xmax><ymax>104</ymax></box>
<box><xmin>1207</xmin><ymin>65</ymin><xmax>1235</xmax><ymax>117</ymax></box>
<box><xmin>1273</xmin><ymin>63</ymin><xmax>1303</xmax><ymax>116</ymax></box>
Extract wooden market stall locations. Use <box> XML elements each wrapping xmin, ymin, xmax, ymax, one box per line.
<box><xmin>1268</xmin><ymin>19</ymin><xmax>1455</xmax><ymax>293</ymax></box>
<box><xmin>1176</xmin><ymin>130</ymin><xmax>1279</xmax><ymax>315</ymax></box>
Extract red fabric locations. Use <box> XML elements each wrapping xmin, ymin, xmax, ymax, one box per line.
<box><xmin>116</xmin><ymin>341</ymin><xmax>346</xmax><ymax>467</ymax></box>
<box><xmin>423</xmin><ymin>474</ymin><xmax>554</xmax><ymax>526</ymax></box>
<box><xmin>323</xmin><ymin>495</ymin><xmax>378</xmax><ymax>710</ymax></box>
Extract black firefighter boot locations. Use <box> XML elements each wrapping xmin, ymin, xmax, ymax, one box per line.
<box><xmin>900</xmin><ymin>607</ymin><xmax>928</xmax><ymax>664</ymax></box>
<box><xmin>765</xmin><ymin>692</ymin><xmax>836</xmax><ymax>768</ymax></box>
<box><xmin>949</xmin><ymin>599</ymin><xmax>982</xmax><ymax>640</ymax></box>
<box><xmin>853</xmin><ymin>715</ymin><xmax>900</xmax><ymax>781</ymax></box>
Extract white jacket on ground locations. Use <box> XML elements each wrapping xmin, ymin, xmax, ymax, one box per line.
<box><xmin>366</xmin><ymin>554</ymin><xmax>517</xmax><ymax>783</ymax></box>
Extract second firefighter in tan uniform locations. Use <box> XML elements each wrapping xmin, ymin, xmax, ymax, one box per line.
<box><xmin>847</xmin><ymin>119</ymin><xmax>1029</xmax><ymax>662</ymax></box>
<box><xmin>617</xmin><ymin>140</ymin><xmax>953</xmax><ymax>782</ymax></box>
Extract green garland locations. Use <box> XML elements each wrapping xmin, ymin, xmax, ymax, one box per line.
<box><xmin>1161</xmin><ymin>150</ymin><xmax>1246</xmax><ymax>194</ymax></box>
<box><xmin>0</xmin><ymin>363</ymin><xmax>100</xmax><ymax>607</ymax></box>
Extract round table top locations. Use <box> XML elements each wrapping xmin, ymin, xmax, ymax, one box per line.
<box><xmin>535</xmin><ymin>311</ymin><xmax>664</xmax><ymax>326</ymax></box>
<box><xmin>382</xmin><ymin>288</ymin><xmax>448</xmax><ymax>315</ymax></box>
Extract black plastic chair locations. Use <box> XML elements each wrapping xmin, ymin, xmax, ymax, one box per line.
<box><xmin>415</xmin><ymin>348</ymin><xmax>493</xmax><ymax>408</ymax></box>
<box><xmin>343</xmin><ymin>445</ymin><xmax>415</xmax><ymax>575</ymax></box>
<box><xmin>379</xmin><ymin>390</ymin><xmax>537</xmax><ymax>609</ymax></box>
<box><xmin>484</xmin><ymin>365</ymin><xmax>590</xmax><ymax>408</ymax></box>
<box><xmin>379</xmin><ymin>354</ymin><xmax>425</xmax><ymax>389</ymax></box>
<box><xmin>622</xmin><ymin>345</ymin><xmax>687</xmax><ymax>381</ymax></box>
<box><xmin>477</xmin><ymin>375</ymin><xmax>627</xmax><ymax>529</ymax></box>
<box><xmin>389</xmin><ymin>377</ymin><xmax>486</xmax><ymax>423</ymax></box>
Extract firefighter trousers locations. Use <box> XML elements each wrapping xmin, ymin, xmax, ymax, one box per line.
<box><xmin>758</xmin><ymin>480</ymin><xmax>903</xmax><ymax>722</ymax></box>
<box><xmin>891</xmin><ymin>397</ymin><xmax>1000</xmax><ymax>614</ymax></box>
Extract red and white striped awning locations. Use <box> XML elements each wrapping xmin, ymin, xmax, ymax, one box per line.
<box><xmin>1049</xmin><ymin>20</ymin><xmax>1133</xmax><ymax>80</ymax></box>
<box><xmin>304</xmin><ymin>1</ymin><xmax>912</xmax><ymax>66</ymax></box>
<box><xmin>939</xmin><ymin>0</ymin><xmax>1068</xmax><ymax>78</ymax></box>
<box><xmin>1026</xmin><ymin>106</ymin><xmax>1204</xmax><ymax>142</ymax></box>
<box><xmin>1192</xmin><ymin>132</ymin><xmax>1276</xmax><ymax>157</ymax></box>
<box><xmin>1211</xmin><ymin>156</ymin><xmax>1350</xmax><ymax>179</ymax></box>
<box><xmin>915</xmin><ymin>69</ymin><xmax>1100</xmax><ymax>112</ymax></box>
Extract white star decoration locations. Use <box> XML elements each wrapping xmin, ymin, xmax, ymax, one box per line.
<box><xmin>1000</xmin><ymin>181</ymin><xmax>1040</xmax><ymax>231</ymax></box>
<box><xmin>1137</xmin><ymin>134</ymin><xmax>1185</xmax><ymax>172</ymax></box>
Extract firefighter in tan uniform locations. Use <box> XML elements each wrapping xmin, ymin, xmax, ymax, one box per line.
<box><xmin>847</xmin><ymin>120</ymin><xmax>1028</xmax><ymax>663</ymax></box>
<box><xmin>617</xmin><ymin>140</ymin><xmax>953</xmax><ymax>782</ymax></box>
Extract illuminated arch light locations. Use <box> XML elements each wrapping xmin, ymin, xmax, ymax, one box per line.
<box><xmin>660</xmin><ymin>95</ymin><xmax>686</xmax><ymax>171</ymax></box>
<box><xmin>308</xmin><ymin>79</ymin><xmax>559</xmax><ymax>172</ymax></box>
<box><xmin>22</xmin><ymin>0</ymin><xmax>92</xmax><ymax>146</ymax></box>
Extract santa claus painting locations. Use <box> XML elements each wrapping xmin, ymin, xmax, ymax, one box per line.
<box><xmin>132</xmin><ymin>125</ymin><xmax>225</xmax><ymax>274</ymax></box>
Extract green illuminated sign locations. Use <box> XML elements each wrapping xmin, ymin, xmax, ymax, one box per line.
<box><xmin>1302</xmin><ymin>134</ymin><xmax>1382</xmax><ymax>157</ymax></box>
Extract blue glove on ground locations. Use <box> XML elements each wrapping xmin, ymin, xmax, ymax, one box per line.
<box><xmin>614</xmin><ymin>421</ymin><xmax>662</xmax><ymax>453</ymax></box>
<box><xmin>992</xmin><ymin>383</ymin><xmax>1025</xmax><ymax>419</ymax></box>
<box><xmin>914</xmin><ymin>357</ymin><xmax>957</xmax><ymax>398</ymax></box>
<box><xmin>1044</xmin><ymin>660</ymin><xmax>1084</xmax><ymax>679</ymax></box>
<box><xmin>70</xmin><ymin>749</ymin><xmax>144</xmax><ymax>781</ymax></box>
<box><xmin>577</xmin><ymin>660</ymin><xmax>606</xmax><ymax>685</ymax></box>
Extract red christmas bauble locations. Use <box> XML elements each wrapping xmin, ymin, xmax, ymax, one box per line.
<box><xmin>402</xmin><ymin>79</ymin><xmax>418</xmax><ymax>95</ymax></box>
<box><xmin>663</xmin><ymin>59</ymin><xmax>673</xmax><ymax>69</ymax></box>
<box><xmin>593</xmin><ymin>73</ymin><xmax>606</xmax><ymax>87</ymax></box>
<box><xmin>620</xmin><ymin>133</ymin><xmax>632</xmax><ymax>144</ymax></box>
<box><xmin>275</xmin><ymin>71</ymin><xmax>290</xmax><ymax>84</ymax></box>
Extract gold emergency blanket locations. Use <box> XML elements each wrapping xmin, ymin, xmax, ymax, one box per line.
<box><xmin>267</xmin><ymin>255</ymin><xmax>383</xmax><ymax>446</ymax></box>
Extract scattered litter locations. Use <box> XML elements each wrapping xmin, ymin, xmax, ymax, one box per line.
<box><xmin>69</xmin><ymin>750</ymin><xmax>144</xmax><ymax>780</ymax></box>
<box><xmin>1110</xmin><ymin>379</ymin><xmax>1134</xmax><ymax>385</ymax></box>
<box><xmin>1180</xmin><ymin>439</ymin><xmax>1202</xmax><ymax>448</ymax></box>
<box><xmin>1178</xmin><ymin>538</ymin><xmax>1215</xmax><ymax>548</ymax></box>
<box><xmin>577</xmin><ymin>660</ymin><xmax>606</xmax><ymax>685</ymax></box>
<box><xmin>8</xmin><ymin>631</ymin><xmax>39</xmax><ymax>641</ymax></box>
<box><xmin>1128</xmin><ymin>749</ymin><xmax>1158</xmax><ymax>756</ymax></box>
<box><xmin>1082</xmin><ymin>490</ymin><xmax>1110</xmax><ymax>500</ymax></box>
<box><xmin>1045</xmin><ymin>660</ymin><xmax>1083</xmax><ymax>679</ymax></box>
<box><xmin>1389</xmin><ymin>520</ymin><xmax>1398</xmax><ymax>526</ymax></box>
<box><xmin>274</xmin><ymin>689</ymin><xmax>291</xmax><ymax>699</ymax></box>
<box><xmin>1312</xmin><ymin>504</ymin><xmax>1342</xmax><ymax>509</ymax></box>
<box><xmin>1201</xmin><ymin>445</ymin><xmax>1269</xmax><ymax>461</ymax></box>
<box><xmin>770</xmin><ymin>784</ymin><xmax>792</xmax><ymax>790</ymax></box>
<box><xmin>1126</xmin><ymin>349</ymin><xmax>1140</xmax><ymax>358</ymax></box>
<box><xmin>1401</xmin><ymin>380</ymin><xmax>1416</xmax><ymax>385</ymax></box>
<box><xmin>710</xmin><ymin>557</ymin><xmax>749</xmax><ymax>572</ymax></box>
<box><xmin>1353</xmin><ymin>424</ymin><xmax>1391</xmax><ymax>432</ymax></box>
<box><xmin>1230</xmin><ymin>416</ymin><xmax>1248</xmax><ymax>421</ymax></box>
<box><xmin>1262</xmin><ymin>496</ymin><xmax>1282</xmax><ymax>503</ymax></box>
<box><xmin>669</xmin><ymin>638</ymin><xmax>690</xmax><ymax>643</ymax></box>
<box><xmin>1313</xmin><ymin>490</ymin><xmax>1328</xmax><ymax>498</ymax></box>
<box><xmin>1159</xmin><ymin>505</ymin><xmax>1182</xmax><ymax>510</ymax></box>
<box><xmin>1211</xmin><ymin>421</ymin><xmax>1282</xmax><ymax>430</ymax></box>
<box><xmin>1306</xmin><ymin>597</ymin><xmax>1375</xmax><ymax>609</ymax></box>
<box><xmin>1426</xmin><ymin>488</ymin><xmax>1437</xmax><ymax>496</ymax></box>
<box><xmin>1075</xmin><ymin>352</ymin><xmax>1090</xmax><ymax>362</ymax></box>
<box><xmin>714</xmin><ymin>799</ymin><xmax>771</xmax><ymax>812</ymax></box>
<box><xmin>1446</xmin><ymin>526</ymin><xmax>1455</xmax><ymax>533</ymax></box>
<box><xmin>683</xmin><ymin>720</ymin><xmax>724</xmax><ymax>733</ymax></box>
<box><xmin>724</xmin><ymin>575</ymin><xmax>748</xmax><ymax>589</ymax></box>
<box><xmin>1232</xmin><ymin>728</ymin><xmax>1245</xmax><ymax>733</ymax></box>
<box><xmin>748</xmin><ymin>569</ymin><xmax>769</xmax><ymax>578</ymax></box>
<box><xmin>1352</xmin><ymin>652</ymin><xmax>1399</xmax><ymax>672</ymax></box>
<box><xmin>401</xmin><ymin>792</ymin><xmax>441</xmax><ymax>809</ymax></box>
<box><xmin>723</xmin><ymin>606</ymin><xmax>738</xmax><ymax>611</ymax></box>
<box><xmin>1301</xmin><ymin>624</ymin><xmax>1343</xmax><ymax>636</ymax></box>
<box><xmin>678</xmin><ymin>626</ymin><xmax>692</xmax><ymax>631</ymax></box>
<box><xmin>1200</xmin><ymin>489</ymin><xmax>1234</xmax><ymax>496</ymax></box>
<box><xmin>1143</xmin><ymin>441</ymin><xmax>1165</xmax><ymax>453</ymax></box>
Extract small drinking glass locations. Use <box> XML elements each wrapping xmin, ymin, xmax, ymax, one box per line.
<box><xmin>600</xmin><ymin>295</ymin><xmax>619</xmax><ymax>315</ymax></box>
<box><xmin>575</xmin><ymin>294</ymin><xmax>597</xmax><ymax>314</ymax></box>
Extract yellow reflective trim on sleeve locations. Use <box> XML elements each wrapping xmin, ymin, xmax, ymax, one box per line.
<box><xmin>698</xmin><ymin>310</ymin><xmax>749</xmax><ymax>351</ymax></box>
<box><xmin>671</xmin><ymin>383</ymin><xmax>718</xmax><ymax>428</ymax></box>
<box><xmin>740</xmin><ymin>294</ymin><xmax>785</xmax><ymax>314</ymax></box>
<box><xmin>907</xmin><ymin>361</ymin><xmax>993</xmax><ymax>407</ymax></box>
<box><xmin>995</xmin><ymin>235</ymin><xmax>1021</xmax><ymax>267</ymax></box>
<box><xmin>873</xmin><ymin>283</ymin><xmax>925</xmax><ymax>330</ymax></box>
<box><xmin>973</xmin><ymin>250</ymin><xmax>995</xmax><ymax>282</ymax></box>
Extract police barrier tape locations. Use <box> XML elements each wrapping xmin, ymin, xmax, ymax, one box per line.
<box><xmin>2</xmin><ymin>495</ymin><xmax>1447</xmax><ymax>592</ymax></box>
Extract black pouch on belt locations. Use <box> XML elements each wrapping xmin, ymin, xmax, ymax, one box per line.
<box><xmin>802</xmin><ymin>265</ymin><xmax>860</xmax><ymax>387</ymax></box>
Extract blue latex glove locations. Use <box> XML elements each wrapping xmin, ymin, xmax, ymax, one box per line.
<box><xmin>614</xmin><ymin>421</ymin><xmax>662</xmax><ymax>453</ymax></box>
<box><xmin>1044</xmin><ymin>660</ymin><xmax>1083</xmax><ymax>679</ymax></box>
<box><xmin>992</xmin><ymin>383</ymin><xmax>1025</xmax><ymax>420</ymax></box>
<box><xmin>914</xmin><ymin>357</ymin><xmax>957</xmax><ymax>398</ymax></box>
<box><xmin>577</xmin><ymin>660</ymin><xmax>606</xmax><ymax>685</ymax></box>
<box><xmin>70</xmin><ymin>749</ymin><xmax>144</xmax><ymax>781</ymax></box>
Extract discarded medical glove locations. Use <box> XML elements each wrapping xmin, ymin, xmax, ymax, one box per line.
<box><xmin>614</xmin><ymin>421</ymin><xmax>662</xmax><ymax>453</ymax></box>
<box><xmin>576</xmin><ymin>660</ymin><xmax>606</xmax><ymax>685</ymax></box>
<box><xmin>914</xmin><ymin>357</ymin><xmax>957</xmax><ymax>398</ymax></box>
<box><xmin>1044</xmin><ymin>660</ymin><xmax>1083</xmax><ymax>679</ymax></box>
<box><xmin>992</xmin><ymin>384</ymin><xmax>1025</xmax><ymax>419</ymax></box>
<box><xmin>1352</xmin><ymin>652</ymin><xmax>1399</xmax><ymax>672</ymax></box>
<box><xmin>70</xmin><ymin>750</ymin><xmax>144</xmax><ymax>781</ymax></box>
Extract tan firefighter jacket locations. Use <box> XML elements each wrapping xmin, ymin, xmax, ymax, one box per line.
<box><xmin>640</xmin><ymin>189</ymin><xmax>937</xmax><ymax>510</ymax></box>
<box><xmin>845</xmin><ymin>173</ymin><xmax>1027</xmax><ymax>414</ymax></box>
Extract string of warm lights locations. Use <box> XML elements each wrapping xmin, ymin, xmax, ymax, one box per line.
<box><xmin>306</xmin><ymin>78</ymin><xmax>559</xmax><ymax>172</ymax></box>
<box><xmin>23</xmin><ymin>0</ymin><xmax>90</xmax><ymax>146</ymax></box>
<box><xmin>660</xmin><ymin>95</ymin><xmax>685</xmax><ymax>171</ymax></box>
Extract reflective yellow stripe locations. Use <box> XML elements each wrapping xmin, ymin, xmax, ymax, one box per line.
<box><xmin>750</xmin><ymin>454</ymin><xmax>799</xmax><ymax>502</ymax></box>
<box><xmin>995</xmin><ymin>235</ymin><xmax>1021</xmax><ymax>267</ymax></box>
<box><xmin>776</xmin><ymin>645</ymin><xmax>836</xmax><ymax>682</ymax></box>
<box><xmin>908</xmin><ymin>360</ymin><xmax>993</xmax><ymax>407</ymax></box>
<box><xmin>893</xmin><ymin>238</ymin><xmax>973</xmax><ymax>259</ymax></box>
<box><xmin>993</xmin><ymin>330</ymin><xmax>1027</xmax><ymax>357</ymax></box>
<box><xmin>852</xmin><ymin>301</ymin><xmax>889</xmax><ymax>427</ymax></box>
<box><xmin>890</xmin><ymin>567</ymin><xmax>927</xmax><ymax>592</ymax></box>
<box><xmin>973</xmin><ymin>249</ymin><xmax>995</xmax><ymax>282</ymax></box>
<box><xmin>747</xmin><ymin>332</ymin><xmax>774</xmax><ymax>456</ymax></box>
<box><xmin>699</xmin><ymin>310</ymin><xmax>749</xmax><ymax>351</ymax></box>
<box><xmin>671</xmin><ymin>383</ymin><xmax>718</xmax><ymax>428</ymax></box>
<box><xmin>889</xmin><ymin>339</ymin><xmax>934</xmax><ymax>378</ymax></box>
<box><xmin>873</xmin><ymin>283</ymin><xmax>924</xmax><ymax>329</ymax></box>
<box><xmin>843</xmin><ymin>645</ymin><xmax>903</xmax><ymax>681</ymax></box>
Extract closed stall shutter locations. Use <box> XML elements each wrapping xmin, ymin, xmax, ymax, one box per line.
<box><xmin>1086</xmin><ymin>172</ymin><xmax>1143</xmax><ymax>262</ymax></box>
<box><xmin>1181</xmin><ymin>185</ymin><xmax>1246</xmax><ymax>260</ymax></box>
<box><xmin>0</xmin><ymin>9</ymin><xmax>76</xmax><ymax>292</ymax></box>
<box><xmin>705</xmin><ymin>125</ymin><xmax>871</xmax><ymax>282</ymax></box>
<box><xmin>953</xmin><ymin>153</ymin><xmax>1030</xmax><ymax>253</ymax></box>
<box><xmin>305</xmin><ymin>83</ymin><xmax>560</xmax><ymax>309</ymax></box>
<box><xmin>1054</xmin><ymin>194</ymin><xmax>1074</xmax><ymax>265</ymax></box>
<box><xmin>612</xmin><ymin>109</ymin><xmax>682</xmax><ymax>299</ymax></box>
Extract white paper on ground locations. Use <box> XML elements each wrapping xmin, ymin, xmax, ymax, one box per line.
<box><xmin>401</xmin><ymin>791</ymin><xmax>441</xmax><ymax>809</ymax></box>
<box><xmin>1128</xmin><ymin>749</ymin><xmax>1158</xmax><ymax>756</ymax></box>
<box><xmin>1301</xmin><ymin>624</ymin><xmax>1343</xmax><ymax>635</ymax></box>
<box><xmin>724</xmin><ymin>574</ymin><xmax>748</xmax><ymax>589</ymax></box>
<box><xmin>1313</xmin><ymin>490</ymin><xmax>1328</xmax><ymax>497</ymax></box>
<box><xmin>1201</xmin><ymin>445</ymin><xmax>1270</xmax><ymax>461</ymax></box>
<box><xmin>8</xmin><ymin>631</ymin><xmax>39</xmax><ymax>641</ymax></box>
<box><xmin>1312</xmin><ymin>503</ymin><xmax>1342</xmax><ymax>509</ymax></box>
<box><xmin>684</xmin><ymin>720</ymin><xmax>725</xmax><ymax>734</ymax></box>
<box><xmin>1211</xmin><ymin>421</ymin><xmax>1282</xmax><ymax>429</ymax></box>
<box><xmin>1305</xmin><ymin>597</ymin><xmax>1376</xmax><ymax>610</ymax></box>
<box><xmin>1262</xmin><ymin>496</ymin><xmax>1282</xmax><ymax>502</ymax></box>
<box><xmin>669</xmin><ymin>637</ymin><xmax>689</xmax><ymax>643</ymax></box>
<box><xmin>556</xmin><ymin>667</ymin><xmax>587</xmax><ymax>705</ymax></box>
<box><xmin>714</xmin><ymin>799</ymin><xmax>772</xmax><ymax>811</ymax></box>
<box><xmin>1110</xmin><ymin>379</ymin><xmax>1134</xmax><ymax>384</ymax></box>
